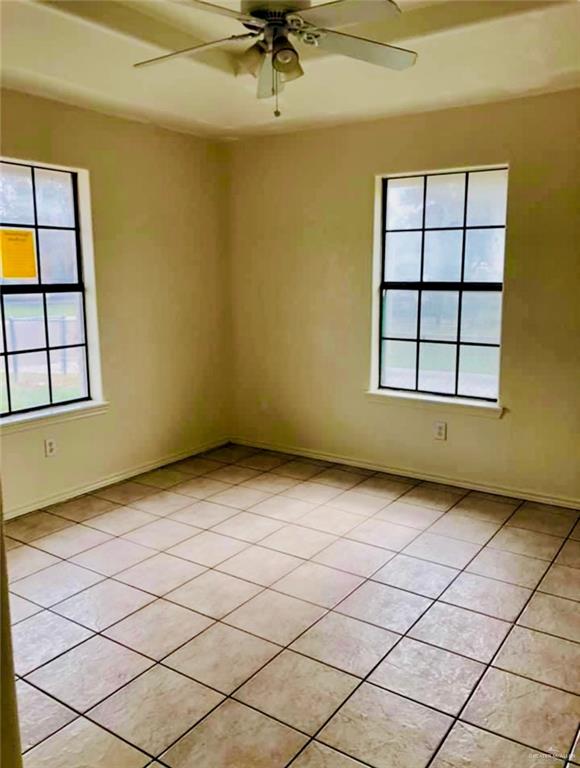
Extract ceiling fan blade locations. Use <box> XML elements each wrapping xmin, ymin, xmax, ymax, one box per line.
<box><xmin>172</xmin><ymin>0</ymin><xmax>265</xmax><ymax>27</ymax></box>
<box><xmin>296</xmin><ymin>0</ymin><xmax>399</xmax><ymax>28</ymax></box>
<box><xmin>134</xmin><ymin>33</ymin><xmax>258</xmax><ymax>69</ymax></box>
<box><xmin>257</xmin><ymin>52</ymin><xmax>275</xmax><ymax>98</ymax></box>
<box><xmin>315</xmin><ymin>28</ymin><xmax>417</xmax><ymax>70</ymax></box>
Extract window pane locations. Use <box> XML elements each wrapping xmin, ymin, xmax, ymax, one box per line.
<box><xmin>466</xmin><ymin>169</ymin><xmax>508</xmax><ymax>226</ymax></box>
<box><xmin>458</xmin><ymin>345</ymin><xmax>499</xmax><ymax>399</ymax></box>
<box><xmin>418</xmin><ymin>343</ymin><xmax>456</xmax><ymax>394</ymax></box>
<box><xmin>50</xmin><ymin>347</ymin><xmax>88</xmax><ymax>403</ymax></box>
<box><xmin>385</xmin><ymin>231</ymin><xmax>421</xmax><ymax>281</ymax></box>
<box><xmin>46</xmin><ymin>293</ymin><xmax>85</xmax><ymax>347</ymax></box>
<box><xmin>461</xmin><ymin>292</ymin><xmax>502</xmax><ymax>344</ymax></box>
<box><xmin>381</xmin><ymin>340</ymin><xmax>416</xmax><ymax>389</ymax></box>
<box><xmin>386</xmin><ymin>177</ymin><xmax>423</xmax><ymax>230</ymax></box>
<box><xmin>0</xmin><ymin>227</ymin><xmax>39</xmax><ymax>286</ymax></box>
<box><xmin>382</xmin><ymin>290</ymin><xmax>418</xmax><ymax>339</ymax></box>
<box><xmin>464</xmin><ymin>228</ymin><xmax>505</xmax><ymax>283</ymax></box>
<box><xmin>39</xmin><ymin>229</ymin><xmax>78</xmax><ymax>283</ymax></box>
<box><xmin>423</xmin><ymin>230</ymin><xmax>462</xmax><ymax>282</ymax></box>
<box><xmin>8</xmin><ymin>352</ymin><xmax>50</xmax><ymax>411</ymax></box>
<box><xmin>0</xmin><ymin>163</ymin><xmax>34</xmax><ymax>225</ymax></box>
<box><xmin>35</xmin><ymin>169</ymin><xmax>75</xmax><ymax>228</ymax></box>
<box><xmin>0</xmin><ymin>363</ymin><xmax>8</xmax><ymax>413</ymax></box>
<box><xmin>425</xmin><ymin>173</ymin><xmax>465</xmax><ymax>228</ymax></box>
<box><xmin>3</xmin><ymin>294</ymin><xmax>46</xmax><ymax>352</ymax></box>
<box><xmin>420</xmin><ymin>291</ymin><xmax>458</xmax><ymax>341</ymax></box>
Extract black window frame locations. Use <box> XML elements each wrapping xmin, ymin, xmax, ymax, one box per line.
<box><xmin>378</xmin><ymin>167</ymin><xmax>507</xmax><ymax>403</ymax></box>
<box><xmin>1</xmin><ymin>159</ymin><xmax>91</xmax><ymax>418</ymax></box>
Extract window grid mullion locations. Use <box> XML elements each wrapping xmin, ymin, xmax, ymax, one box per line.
<box><xmin>72</xmin><ymin>173</ymin><xmax>92</xmax><ymax>401</ymax></box>
<box><xmin>455</xmin><ymin>171</ymin><xmax>470</xmax><ymax>396</ymax></box>
<box><xmin>0</xmin><ymin>298</ymin><xmax>12</xmax><ymax>413</ymax></box>
<box><xmin>378</xmin><ymin>178</ymin><xmax>388</xmax><ymax>388</ymax></box>
<box><xmin>415</xmin><ymin>176</ymin><xmax>428</xmax><ymax>390</ymax></box>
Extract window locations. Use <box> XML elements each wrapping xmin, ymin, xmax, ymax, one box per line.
<box><xmin>1</xmin><ymin>159</ymin><xmax>95</xmax><ymax>417</ymax></box>
<box><xmin>378</xmin><ymin>167</ymin><xmax>508</xmax><ymax>402</ymax></box>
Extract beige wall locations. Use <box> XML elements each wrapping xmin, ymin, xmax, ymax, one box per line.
<box><xmin>227</xmin><ymin>89</ymin><xmax>580</xmax><ymax>507</ymax></box>
<box><xmin>1</xmin><ymin>89</ymin><xmax>229</xmax><ymax>517</ymax></box>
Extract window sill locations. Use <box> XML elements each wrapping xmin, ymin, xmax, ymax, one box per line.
<box><xmin>1</xmin><ymin>400</ymin><xmax>110</xmax><ymax>435</ymax></box>
<box><xmin>365</xmin><ymin>389</ymin><xmax>504</xmax><ymax>419</ymax></box>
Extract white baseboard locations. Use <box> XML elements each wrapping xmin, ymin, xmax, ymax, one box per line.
<box><xmin>232</xmin><ymin>435</ymin><xmax>580</xmax><ymax>511</ymax></box>
<box><xmin>3</xmin><ymin>435</ymin><xmax>229</xmax><ymax>520</ymax></box>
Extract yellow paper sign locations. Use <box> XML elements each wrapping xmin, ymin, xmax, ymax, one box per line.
<box><xmin>0</xmin><ymin>229</ymin><xmax>37</xmax><ymax>279</ymax></box>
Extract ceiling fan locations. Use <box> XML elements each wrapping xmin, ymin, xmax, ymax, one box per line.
<box><xmin>134</xmin><ymin>0</ymin><xmax>417</xmax><ymax>116</ymax></box>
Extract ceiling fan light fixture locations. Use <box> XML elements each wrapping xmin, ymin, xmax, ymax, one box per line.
<box><xmin>239</xmin><ymin>40</ymin><xmax>266</xmax><ymax>77</ymax></box>
<box><xmin>272</xmin><ymin>34</ymin><xmax>299</xmax><ymax>74</ymax></box>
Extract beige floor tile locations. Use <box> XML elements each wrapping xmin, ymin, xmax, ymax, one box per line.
<box><xmin>239</xmin><ymin>452</ymin><xmax>291</xmax><ymax>471</ymax></box>
<box><xmin>11</xmin><ymin>560</ymin><xmax>103</xmax><ymax>607</ymax></box>
<box><xmin>272</xmin><ymin>459</ymin><xmax>326</xmax><ymax>480</ymax></box>
<box><xmin>352</xmin><ymin>476</ymin><xmax>414</xmax><ymax>501</ymax></box>
<box><xmin>70</xmin><ymin>538</ymin><xmax>155</xmax><ymax>576</ymax></box>
<box><xmin>206</xmin><ymin>444</ymin><xmax>258</xmax><ymax>462</ymax></box>
<box><xmin>12</xmin><ymin>611</ymin><xmax>93</xmax><ymax>675</ymax></box>
<box><xmin>169</xmin><ymin>500</ymin><xmax>238</xmax><ymax>528</ymax></box>
<box><xmin>170</xmin><ymin>456</ymin><xmax>223</xmax><ymax>475</ymax></box>
<box><xmin>466</xmin><ymin>547</ymin><xmax>548</xmax><ymax>588</ymax></box>
<box><xmin>6</xmin><ymin>511</ymin><xmax>72</xmax><ymax>543</ymax></box>
<box><xmin>428</xmin><ymin>514</ymin><xmax>500</xmax><ymax>545</ymax></box>
<box><xmin>372</xmin><ymin>554</ymin><xmax>458</xmax><ymax>598</ymax></box>
<box><xmin>211</xmin><ymin>511</ymin><xmax>285</xmax><ymax>542</ymax></box>
<box><xmin>241</xmin><ymin>473</ymin><xmax>300</xmax><ymax>493</ymax></box>
<box><xmin>539</xmin><ymin>563</ymin><xmax>580</xmax><ymax>601</ymax></box>
<box><xmin>85</xmin><ymin>506</ymin><xmax>157</xmax><ymax>535</ymax></box>
<box><xmin>430</xmin><ymin>722</ymin><xmax>564</xmax><ymax>768</ymax></box>
<box><xmin>104</xmin><ymin>598</ymin><xmax>213</xmax><ymax>659</ymax></box>
<box><xmin>49</xmin><ymin>495</ymin><xmax>119</xmax><ymax>523</ymax></box>
<box><xmin>556</xmin><ymin>539</ymin><xmax>580</xmax><ymax>568</ymax></box>
<box><xmin>319</xmin><ymin>683</ymin><xmax>451</xmax><ymax>768</ymax></box>
<box><xmin>463</xmin><ymin>668</ymin><xmax>580</xmax><ymax>755</ymax></box>
<box><xmin>441</xmin><ymin>572</ymin><xmax>531</xmax><ymax>621</ymax></box>
<box><xmin>375</xmin><ymin>502</ymin><xmax>443</xmax><ymax>530</ymax></box>
<box><xmin>250</xmin><ymin>495</ymin><xmax>316</xmax><ymax>522</ymax></box>
<box><xmin>291</xmin><ymin>612</ymin><xmax>398</xmax><ymax>677</ymax></box>
<box><xmin>167</xmin><ymin>531</ymin><xmax>248</xmax><ymax>566</ymax></box>
<box><xmin>53</xmin><ymin>579</ymin><xmax>154</xmax><ymax>631</ymax></box>
<box><xmin>16</xmin><ymin>679</ymin><xmax>77</xmax><ymax>751</ymax></box>
<box><xmin>236</xmin><ymin>650</ymin><xmax>358</xmax><ymax>735</ymax></box>
<box><xmin>32</xmin><ymin>525</ymin><xmax>112</xmax><ymax>559</ymax></box>
<box><xmin>508</xmin><ymin>505</ymin><xmax>577</xmax><ymax>537</ymax></box>
<box><xmin>347</xmin><ymin>518</ymin><xmax>418</xmax><ymax>551</ymax></box>
<box><xmin>94</xmin><ymin>481</ymin><xmax>156</xmax><ymax>505</ymax></box>
<box><xmin>166</xmin><ymin>570</ymin><xmax>261</xmax><ymax>618</ymax></box>
<box><xmin>5</xmin><ymin>536</ymin><xmax>22</xmax><ymax>550</ymax></box>
<box><xmin>403</xmin><ymin>532</ymin><xmax>480</xmax><ymax>568</ymax></box>
<box><xmin>370</xmin><ymin>638</ymin><xmax>484</xmax><ymax>715</ymax></box>
<box><xmin>450</xmin><ymin>493</ymin><xmax>517</xmax><ymax>523</ymax></box>
<box><xmin>571</xmin><ymin>519</ymin><xmax>580</xmax><ymax>541</ymax></box>
<box><xmin>518</xmin><ymin>592</ymin><xmax>580</xmax><ymax>643</ymax></box>
<box><xmin>161</xmin><ymin>699</ymin><xmax>307</xmax><ymax>768</ymax></box>
<box><xmin>217</xmin><ymin>544</ymin><xmax>303</xmax><ymax>586</ymax></box>
<box><xmin>274</xmin><ymin>562</ymin><xmax>363</xmax><ymax>608</ymax></box>
<box><xmin>115</xmin><ymin>552</ymin><xmax>206</xmax><ymax>596</ymax></box>
<box><xmin>291</xmin><ymin>741</ymin><xmax>368</xmax><ymax>767</ymax></box>
<box><xmin>313</xmin><ymin>539</ymin><xmax>394</xmax><ymax>577</ymax></box>
<box><xmin>8</xmin><ymin>545</ymin><xmax>61</xmax><ymax>582</ymax></box>
<box><xmin>336</xmin><ymin>581</ymin><xmax>431</xmax><ymax>633</ymax></box>
<box><xmin>89</xmin><ymin>665</ymin><xmax>223</xmax><ymax>755</ymax></box>
<box><xmin>171</xmin><ymin>477</ymin><xmax>231</xmax><ymax>500</ymax></box>
<box><xmin>409</xmin><ymin>602</ymin><xmax>511</xmax><ymax>662</ymax></box>
<box><xmin>225</xmin><ymin>589</ymin><xmax>326</xmax><ymax>644</ymax></box>
<box><xmin>494</xmin><ymin>626</ymin><xmax>580</xmax><ymax>694</ymax></box>
<box><xmin>208</xmin><ymin>486</ymin><xmax>270</xmax><ymax>509</ymax></box>
<box><xmin>328</xmin><ymin>490</ymin><xmax>388</xmax><ymax>516</ymax></box>
<box><xmin>129</xmin><ymin>490</ymin><xmax>194</xmax><ymax>516</ymax></box>
<box><xmin>284</xmin><ymin>482</ymin><xmax>344</xmax><ymax>505</ymax></box>
<box><xmin>122</xmin><ymin>518</ymin><xmax>196</xmax><ymax>550</ymax></box>
<box><xmin>314</xmin><ymin>468</ymin><xmax>364</xmax><ymax>490</ymax></box>
<box><xmin>165</xmin><ymin>622</ymin><xmax>279</xmax><ymax>693</ymax></box>
<box><xmin>398</xmin><ymin>483</ymin><xmax>466</xmax><ymax>511</ymax></box>
<box><xmin>489</xmin><ymin>527</ymin><xmax>563</xmax><ymax>561</ymax></box>
<box><xmin>133</xmin><ymin>468</ymin><xmax>191</xmax><ymax>489</ymax></box>
<box><xmin>261</xmin><ymin>525</ymin><xmax>336</xmax><ymax>559</ymax></box>
<box><xmin>9</xmin><ymin>593</ymin><xmax>43</xmax><ymax>624</ymax></box>
<box><xmin>26</xmin><ymin>635</ymin><xmax>152</xmax><ymax>711</ymax></box>
<box><xmin>23</xmin><ymin>717</ymin><xmax>148</xmax><ymax>768</ymax></box>
<box><xmin>205</xmin><ymin>465</ymin><xmax>261</xmax><ymax>485</ymax></box>
<box><xmin>299</xmin><ymin>506</ymin><xmax>362</xmax><ymax>536</ymax></box>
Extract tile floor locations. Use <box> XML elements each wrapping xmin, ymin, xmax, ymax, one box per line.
<box><xmin>6</xmin><ymin>443</ymin><xmax>580</xmax><ymax>768</ymax></box>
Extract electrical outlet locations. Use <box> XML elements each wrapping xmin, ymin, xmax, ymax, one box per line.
<box><xmin>44</xmin><ymin>438</ymin><xmax>57</xmax><ymax>457</ymax></box>
<box><xmin>433</xmin><ymin>421</ymin><xmax>447</xmax><ymax>441</ymax></box>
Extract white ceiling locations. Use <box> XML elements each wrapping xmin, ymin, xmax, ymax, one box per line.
<box><xmin>1</xmin><ymin>0</ymin><xmax>579</xmax><ymax>138</ymax></box>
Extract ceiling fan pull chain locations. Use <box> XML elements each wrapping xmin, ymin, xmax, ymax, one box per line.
<box><xmin>274</xmin><ymin>70</ymin><xmax>281</xmax><ymax>118</ymax></box>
